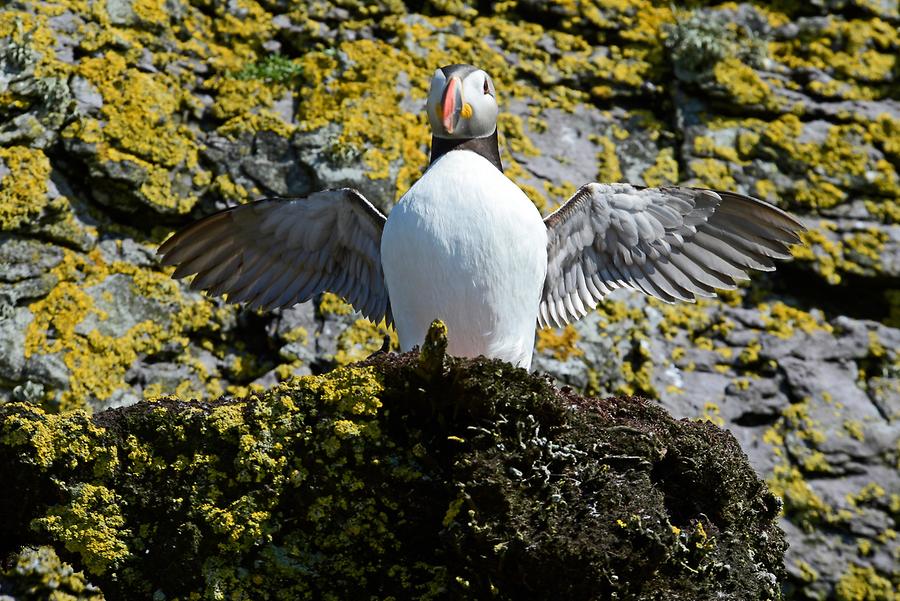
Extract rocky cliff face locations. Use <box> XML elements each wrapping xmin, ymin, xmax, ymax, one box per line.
<box><xmin>0</xmin><ymin>0</ymin><xmax>898</xmax><ymax>598</ymax></box>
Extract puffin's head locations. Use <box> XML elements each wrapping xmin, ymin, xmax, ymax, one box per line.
<box><xmin>426</xmin><ymin>64</ymin><xmax>498</xmax><ymax>139</ymax></box>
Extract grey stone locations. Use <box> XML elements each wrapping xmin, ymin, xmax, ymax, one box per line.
<box><xmin>24</xmin><ymin>352</ymin><xmax>69</xmax><ymax>389</ymax></box>
<box><xmin>867</xmin><ymin>377</ymin><xmax>900</xmax><ymax>420</ymax></box>
<box><xmin>242</xmin><ymin>131</ymin><xmax>315</xmax><ymax>197</ymax></box>
<box><xmin>532</xmin><ymin>353</ymin><xmax>590</xmax><ymax>391</ymax></box>
<box><xmin>726</xmin><ymin>376</ymin><xmax>791</xmax><ymax>420</ymax></box>
<box><xmin>513</xmin><ymin>103</ymin><xmax>610</xmax><ymax>189</ymax></box>
<box><xmin>126</xmin><ymin>361</ymin><xmax>199</xmax><ymax>398</ymax></box>
<box><xmin>0</xmin><ymin>274</ymin><xmax>58</xmax><ymax>303</ymax></box>
<box><xmin>97</xmin><ymin>387</ymin><xmax>141</xmax><ymax>411</ymax></box>
<box><xmin>271</xmin><ymin>301</ymin><xmax>317</xmax><ymax>338</ymax></box>
<box><xmin>781</xmin><ymin>520</ymin><xmax>849</xmax><ymax>600</ymax></box>
<box><xmin>292</xmin><ymin>125</ymin><xmax>394</xmax><ymax>213</ymax></box>
<box><xmin>789</xmin><ymin>329</ymin><xmax>869</xmax><ymax>361</ymax></box>
<box><xmin>733</xmin><ymin>424</ymin><xmax>782</xmax><ymax>476</ymax></box>
<box><xmin>660</xmin><ymin>370</ymin><xmax>731</xmax><ymax>420</ymax></box>
<box><xmin>70</xmin><ymin>75</ymin><xmax>103</xmax><ymax>114</ymax></box>
<box><xmin>98</xmin><ymin>238</ymin><xmax>158</xmax><ymax>267</ymax></box>
<box><xmin>0</xmin><ymin>237</ymin><xmax>63</xmax><ymax>282</ymax></box>
<box><xmin>75</xmin><ymin>273</ymin><xmax>173</xmax><ymax>338</ymax></box>
<box><xmin>106</xmin><ymin>0</ymin><xmax>137</xmax><ymax>26</ymax></box>
<box><xmin>0</xmin><ymin>305</ymin><xmax>32</xmax><ymax>382</ymax></box>
<box><xmin>11</xmin><ymin>381</ymin><xmax>44</xmax><ymax>403</ymax></box>
<box><xmin>758</xmin><ymin>333</ymin><xmax>805</xmax><ymax>360</ymax></box>
<box><xmin>779</xmin><ymin>357</ymin><xmax>880</xmax><ymax>419</ymax></box>
<box><xmin>271</xmin><ymin>91</ymin><xmax>295</xmax><ymax>125</ymax></box>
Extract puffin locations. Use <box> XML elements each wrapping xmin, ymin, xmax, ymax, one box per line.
<box><xmin>158</xmin><ymin>64</ymin><xmax>804</xmax><ymax>370</ymax></box>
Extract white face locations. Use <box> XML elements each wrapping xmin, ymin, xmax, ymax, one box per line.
<box><xmin>426</xmin><ymin>66</ymin><xmax>498</xmax><ymax>139</ymax></box>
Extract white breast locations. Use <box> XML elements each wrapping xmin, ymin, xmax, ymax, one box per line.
<box><xmin>381</xmin><ymin>150</ymin><xmax>548</xmax><ymax>369</ymax></box>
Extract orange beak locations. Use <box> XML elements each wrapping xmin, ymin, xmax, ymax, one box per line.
<box><xmin>441</xmin><ymin>76</ymin><xmax>463</xmax><ymax>135</ymax></box>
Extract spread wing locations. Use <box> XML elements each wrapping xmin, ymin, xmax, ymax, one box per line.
<box><xmin>539</xmin><ymin>183</ymin><xmax>805</xmax><ymax>328</ymax></box>
<box><xmin>158</xmin><ymin>188</ymin><xmax>391</xmax><ymax>324</ymax></box>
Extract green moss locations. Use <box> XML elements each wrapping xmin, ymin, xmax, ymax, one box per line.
<box><xmin>593</xmin><ymin>134</ymin><xmax>623</xmax><ymax>182</ymax></box>
<box><xmin>210</xmin><ymin>75</ymin><xmax>296</xmax><ymax>139</ymax></box>
<box><xmin>767</xmin><ymin>464</ymin><xmax>849</xmax><ymax>531</ymax></box>
<box><xmin>318</xmin><ymin>292</ymin><xmax>353</xmax><ymax>316</ymax></box>
<box><xmin>689</xmin><ymin>157</ymin><xmax>736</xmax><ymax>189</ymax></box>
<box><xmin>0</xmin><ymin>351</ymin><xmax>786</xmax><ymax>600</ymax></box>
<box><xmin>235</xmin><ymin>53</ymin><xmax>303</xmax><ymax>83</ymax></box>
<box><xmin>795</xmin><ymin>560</ymin><xmax>819</xmax><ymax>583</ymax></box>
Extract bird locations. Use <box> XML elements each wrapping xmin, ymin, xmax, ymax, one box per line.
<box><xmin>158</xmin><ymin>63</ymin><xmax>805</xmax><ymax>370</ymax></box>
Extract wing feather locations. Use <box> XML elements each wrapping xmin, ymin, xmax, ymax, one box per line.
<box><xmin>540</xmin><ymin>183</ymin><xmax>805</xmax><ymax>327</ymax></box>
<box><xmin>158</xmin><ymin>188</ymin><xmax>391</xmax><ymax>324</ymax></box>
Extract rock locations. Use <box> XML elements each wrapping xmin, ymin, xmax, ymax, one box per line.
<box><xmin>0</xmin><ymin>237</ymin><xmax>63</xmax><ymax>283</ymax></box>
<box><xmin>779</xmin><ymin>358</ymin><xmax>880</xmax><ymax>420</ymax></box>
<box><xmin>97</xmin><ymin>238</ymin><xmax>158</xmax><ymax>268</ymax></box>
<box><xmin>0</xmin><ymin>304</ymin><xmax>32</xmax><ymax>387</ymax></box>
<box><xmin>201</xmin><ymin>131</ymin><xmax>315</xmax><ymax>202</ymax></box>
<box><xmin>292</xmin><ymin>125</ymin><xmax>395</xmax><ymax>213</ymax></box>
<box><xmin>726</xmin><ymin>377</ymin><xmax>791</xmax><ymax>421</ymax></box>
<box><xmin>0</xmin><ymin>1</ymin><xmax>898</xmax><ymax>597</ymax></box>
<box><xmin>23</xmin><ymin>352</ymin><xmax>69</xmax><ymax>390</ymax></box>
<box><xmin>0</xmin><ymin>546</ymin><xmax>102</xmax><ymax>601</ymax></box>
<box><xmin>0</xmin><ymin>36</ymin><xmax>74</xmax><ymax>149</ymax></box>
<box><xmin>0</xmin><ymin>348</ymin><xmax>785</xmax><ymax>600</ymax></box>
<box><xmin>269</xmin><ymin>301</ymin><xmax>318</xmax><ymax>366</ymax></box>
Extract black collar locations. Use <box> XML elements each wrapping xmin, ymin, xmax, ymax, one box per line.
<box><xmin>429</xmin><ymin>129</ymin><xmax>502</xmax><ymax>172</ymax></box>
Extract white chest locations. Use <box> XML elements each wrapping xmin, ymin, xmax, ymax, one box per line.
<box><xmin>381</xmin><ymin>151</ymin><xmax>548</xmax><ymax>368</ymax></box>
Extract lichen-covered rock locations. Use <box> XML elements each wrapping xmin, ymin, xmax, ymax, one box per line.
<box><xmin>1</xmin><ymin>0</ymin><xmax>899</xmax><ymax>597</ymax></box>
<box><xmin>0</xmin><ymin>344</ymin><xmax>785</xmax><ymax>600</ymax></box>
<box><xmin>0</xmin><ymin>546</ymin><xmax>103</xmax><ymax>601</ymax></box>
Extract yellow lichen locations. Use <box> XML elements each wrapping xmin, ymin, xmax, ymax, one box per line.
<box><xmin>0</xmin><ymin>146</ymin><xmax>53</xmax><ymax>230</ymax></box>
<box><xmin>759</xmin><ymin>302</ymin><xmax>832</xmax><ymax>339</ymax></box>
<box><xmin>33</xmin><ymin>483</ymin><xmax>131</xmax><ymax>575</ymax></box>
<box><xmin>319</xmin><ymin>292</ymin><xmax>353</xmax><ymax>316</ymax></box>
<box><xmin>641</xmin><ymin>147</ymin><xmax>678</xmax><ymax>187</ymax></box>
<box><xmin>536</xmin><ymin>324</ymin><xmax>584</xmax><ymax>362</ymax></box>
<box><xmin>713</xmin><ymin>57</ymin><xmax>772</xmax><ymax>107</ymax></box>
<box><xmin>593</xmin><ymin>134</ymin><xmax>622</xmax><ymax>183</ymax></box>
<box><xmin>834</xmin><ymin>563</ymin><xmax>894</xmax><ymax>601</ymax></box>
<box><xmin>25</xmin><ymin>249</ymin><xmax>230</xmax><ymax>411</ymax></box>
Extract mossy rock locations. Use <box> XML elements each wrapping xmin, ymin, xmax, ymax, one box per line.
<box><xmin>0</xmin><ymin>337</ymin><xmax>785</xmax><ymax>600</ymax></box>
<box><xmin>0</xmin><ymin>546</ymin><xmax>103</xmax><ymax>601</ymax></box>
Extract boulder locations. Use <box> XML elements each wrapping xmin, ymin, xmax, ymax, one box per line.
<box><xmin>0</xmin><ymin>327</ymin><xmax>784</xmax><ymax>600</ymax></box>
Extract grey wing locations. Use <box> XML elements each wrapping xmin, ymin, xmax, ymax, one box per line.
<box><xmin>158</xmin><ymin>188</ymin><xmax>392</xmax><ymax>325</ymax></box>
<box><xmin>539</xmin><ymin>183</ymin><xmax>806</xmax><ymax>328</ymax></box>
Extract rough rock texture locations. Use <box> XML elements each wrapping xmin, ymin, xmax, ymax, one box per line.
<box><xmin>0</xmin><ymin>547</ymin><xmax>103</xmax><ymax>601</ymax></box>
<box><xmin>0</xmin><ymin>336</ymin><xmax>785</xmax><ymax>600</ymax></box>
<box><xmin>0</xmin><ymin>1</ymin><xmax>898</xmax><ymax>598</ymax></box>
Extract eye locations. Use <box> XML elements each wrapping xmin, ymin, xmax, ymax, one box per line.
<box><xmin>483</xmin><ymin>78</ymin><xmax>491</xmax><ymax>95</ymax></box>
